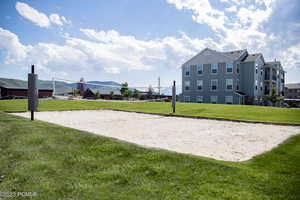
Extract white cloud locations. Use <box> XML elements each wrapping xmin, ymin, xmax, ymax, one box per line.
<box><xmin>164</xmin><ymin>0</ymin><xmax>300</xmax><ymax>73</ymax></box>
<box><xmin>166</xmin><ymin>0</ymin><xmax>227</xmax><ymax>32</ymax></box>
<box><xmin>166</xmin><ymin>0</ymin><xmax>278</xmax><ymax>55</ymax></box>
<box><xmin>16</xmin><ymin>2</ymin><xmax>70</xmax><ymax>28</ymax></box>
<box><xmin>281</xmin><ymin>43</ymin><xmax>300</xmax><ymax>69</ymax></box>
<box><xmin>225</xmin><ymin>6</ymin><xmax>237</xmax><ymax>12</ymax></box>
<box><xmin>16</xmin><ymin>2</ymin><xmax>50</xmax><ymax>27</ymax></box>
<box><xmin>0</xmin><ymin>28</ymin><xmax>28</xmax><ymax>64</ymax></box>
<box><xmin>49</xmin><ymin>14</ymin><xmax>63</xmax><ymax>26</ymax></box>
<box><xmin>0</xmin><ymin>28</ymin><xmax>202</xmax><ymax>77</ymax></box>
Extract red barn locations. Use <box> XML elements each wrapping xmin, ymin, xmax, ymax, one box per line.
<box><xmin>0</xmin><ymin>86</ymin><xmax>53</xmax><ymax>99</ymax></box>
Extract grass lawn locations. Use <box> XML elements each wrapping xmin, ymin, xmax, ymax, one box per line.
<box><xmin>1</xmin><ymin>99</ymin><xmax>300</xmax><ymax>124</ymax></box>
<box><xmin>0</xmin><ymin>112</ymin><xmax>299</xmax><ymax>199</ymax></box>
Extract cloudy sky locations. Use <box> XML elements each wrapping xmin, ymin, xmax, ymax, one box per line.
<box><xmin>0</xmin><ymin>0</ymin><xmax>299</xmax><ymax>87</ymax></box>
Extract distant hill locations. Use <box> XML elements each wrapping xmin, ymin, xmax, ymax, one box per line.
<box><xmin>160</xmin><ymin>86</ymin><xmax>182</xmax><ymax>95</ymax></box>
<box><xmin>0</xmin><ymin>78</ymin><xmax>122</xmax><ymax>95</ymax></box>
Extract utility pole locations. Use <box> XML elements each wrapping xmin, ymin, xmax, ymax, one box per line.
<box><xmin>158</xmin><ymin>76</ymin><xmax>161</xmax><ymax>96</ymax></box>
<box><xmin>52</xmin><ymin>77</ymin><xmax>55</xmax><ymax>97</ymax></box>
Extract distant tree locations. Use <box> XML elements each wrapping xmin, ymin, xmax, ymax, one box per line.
<box><xmin>133</xmin><ymin>89</ymin><xmax>140</xmax><ymax>99</ymax></box>
<box><xmin>120</xmin><ymin>82</ymin><xmax>129</xmax><ymax>96</ymax></box>
<box><xmin>109</xmin><ymin>91</ymin><xmax>114</xmax><ymax>99</ymax></box>
<box><xmin>124</xmin><ymin>89</ymin><xmax>132</xmax><ymax>98</ymax></box>
<box><xmin>73</xmin><ymin>88</ymin><xmax>80</xmax><ymax>96</ymax></box>
<box><xmin>94</xmin><ymin>91</ymin><xmax>101</xmax><ymax>99</ymax></box>
<box><xmin>147</xmin><ymin>85</ymin><xmax>154</xmax><ymax>99</ymax></box>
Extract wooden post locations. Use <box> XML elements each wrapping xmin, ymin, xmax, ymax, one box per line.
<box><xmin>172</xmin><ymin>80</ymin><xmax>176</xmax><ymax>113</ymax></box>
<box><xmin>28</xmin><ymin>65</ymin><xmax>38</xmax><ymax>121</ymax></box>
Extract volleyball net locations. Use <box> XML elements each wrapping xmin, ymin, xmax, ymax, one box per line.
<box><xmin>52</xmin><ymin>77</ymin><xmax>179</xmax><ymax>102</ymax></box>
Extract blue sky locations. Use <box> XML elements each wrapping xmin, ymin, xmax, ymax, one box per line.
<box><xmin>0</xmin><ymin>0</ymin><xmax>299</xmax><ymax>87</ymax></box>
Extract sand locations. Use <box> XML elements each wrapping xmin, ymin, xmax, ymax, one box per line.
<box><xmin>12</xmin><ymin>110</ymin><xmax>300</xmax><ymax>161</ymax></box>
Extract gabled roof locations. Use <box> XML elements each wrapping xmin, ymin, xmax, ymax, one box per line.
<box><xmin>285</xmin><ymin>83</ymin><xmax>300</xmax><ymax>89</ymax></box>
<box><xmin>242</xmin><ymin>53</ymin><xmax>263</xmax><ymax>63</ymax></box>
<box><xmin>182</xmin><ymin>48</ymin><xmax>248</xmax><ymax>66</ymax></box>
<box><xmin>183</xmin><ymin>48</ymin><xmax>247</xmax><ymax>65</ymax></box>
<box><xmin>223</xmin><ymin>49</ymin><xmax>247</xmax><ymax>60</ymax></box>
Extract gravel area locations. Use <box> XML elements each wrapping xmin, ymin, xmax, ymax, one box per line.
<box><xmin>13</xmin><ymin>110</ymin><xmax>300</xmax><ymax>161</ymax></box>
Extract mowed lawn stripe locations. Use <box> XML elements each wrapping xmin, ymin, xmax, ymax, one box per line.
<box><xmin>1</xmin><ymin>99</ymin><xmax>300</xmax><ymax>124</ymax></box>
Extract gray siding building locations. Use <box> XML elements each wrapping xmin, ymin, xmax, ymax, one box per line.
<box><xmin>284</xmin><ymin>83</ymin><xmax>300</xmax><ymax>99</ymax></box>
<box><xmin>181</xmin><ymin>48</ymin><xmax>285</xmax><ymax>105</ymax></box>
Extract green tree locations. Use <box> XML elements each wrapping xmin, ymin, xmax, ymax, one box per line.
<box><xmin>94</xmin><ymin>91</ymin><xmax>101</xmax><ymax>99</ymax></box>
<box><xmin>124</xmin><ymin>90</ymin><xmax>132</xmax><ymax>98</ymax></box>
<box><xmin>267</xmin><ymin>87</ymin><xmax>283</xmax><ymax>105</ymax></box>
<box><xmin>133</xmin><ymin>89</ymin><xmax>140</xmax><ymax>99</ymax></box>
<box><xmin>120</xmin><ymin>82</ymin><xmax>129</xmax><ymax>96</ymax></box>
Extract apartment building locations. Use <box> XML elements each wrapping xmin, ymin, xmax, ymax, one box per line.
<box><xmin>181</xmin><ymin>48</ymin><xmax>285</xmax><ymax>105</ymax></box>
<box><xmin>284</xmin><ymin>83</ymin><xmax>300</xmax><ymax>99</ymax></box>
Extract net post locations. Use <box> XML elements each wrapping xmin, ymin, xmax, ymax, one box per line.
<box><xmin>172</xmin><ymin>80</ymin><xmax>176</xmax><ymax>113</ymax></box>
<box><xmin>28</xmin><ymin>64</ymin><xmax>38</xmax><ymax>121</ymax></box>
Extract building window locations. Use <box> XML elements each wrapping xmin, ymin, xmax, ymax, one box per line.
<box><xmin>196</xmin><ymin>96</ymin><xmax>203</xmax><ymax>103</ymax></box>
<box><xmin>211</xmin><ymin>64</ymin><xmax>218</xmax><ymax>74</ymax></box>
<box><xmin>236</xmin><ymin>79</ymin><xmax>240</xmax><ymax>91</ymax></box>
<box><xmin>210</xmin><ymin>96</ymin><xmax>218</xmax><ymax>104</ymax></box>
<box><xmin>197</xmin><ymin>80</ymin><xmax>203</xmax><ymax>91</ymax></box>
<box><xmin>225</xmin><ymin>96</ymin><xmax>233</xmax><ymax>104</ymax></box>
<box><xmin>197</xmin><ymin>64</ymin><xmax>203</xmax><ymax>75</ymax></box>
<box><xmin>184</xmin><ymin>66</ymin><xmax>190</xmax><ymax>77</ymax></box>
<box><xmin>211</xmin><ymin>79</ymin><xmax>218</xmax><ymax>91</ymax></box>
<box><xmin>226</xmin><ymin>63</ymin><xmax>233</xmax><ymax>73</ymax></box>
<box><xmin>237</xmin><ymin>64</ymin><xmax>240</xmax><ymax>73</ymax></box>
<box><xmin>184</xmin><ymin>96</ymin><xmax>190</xmax><ymax>102</ymax></box>
<box><xmin>260</xmin><ymin>81</ymin><xmax>263</xmax><ymax>91</ymax></box>
<box><xmin>255</xmin><ymin>80</ymin><xmax>258</xmax><ymax>90</ymax></box>
<box><xmin>184</xmin><ymin>81</ymin><xmax>190</xmax><ymax>91</ymax></box>
<box><xmin>226</xmin><ymin>79</ymin><xmax>233</xmax><ymax>91</ymax></box>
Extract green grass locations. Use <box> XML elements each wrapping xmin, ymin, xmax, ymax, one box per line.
<box><xmin>0</xmin><ymin>112</ymin><xmax>299</xmax><ymax>199</ymax></box>
<box><xmin>1</xmin><ymin>99</ymin><xmax>300</xmax><ymax>124</ymax></box>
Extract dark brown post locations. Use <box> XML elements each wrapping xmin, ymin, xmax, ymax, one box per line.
<box><xmin>172</xmin><ymin>81</ymin><xmax>176</xmax><ymax>113</ymax></box>
<box><xmin>28</xmin><ymin>65</ymin><xmax>38</xmax><ymax>120</ymax></box>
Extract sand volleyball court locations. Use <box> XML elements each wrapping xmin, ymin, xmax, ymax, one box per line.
<box><xmin>13</xmin><ymin>110</ymin><xmax>300</xmax><ymax>161</ymax></box>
